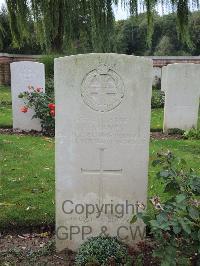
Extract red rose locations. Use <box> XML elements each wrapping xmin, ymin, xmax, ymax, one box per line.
<box><xmin>36</xmin><ymin>87</ymin><xmax>42</xmax><ymax>92</ymax></box>
<box><xmin>48</xmin><ymin>103</ymin><xmax>55</xmax><ymax>110</ymax></box>
<box><xmin>20</xmin><ymin>106</ymin><xmax>28</xmax><ymax>113</ymax></box>
<box><xmin>50</xmin><ymin>109</ymin><xmax>55</xmax><ymax>117</ymax></box>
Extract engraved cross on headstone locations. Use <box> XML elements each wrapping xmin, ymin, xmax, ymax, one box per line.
<box><xmin>89</xmin><ymin>76</ymin><xmax>117</xmax><ymax>105</ymax></box>
<box><xmin>81</xmin><ymin>148</ymin><xmax>122</xmax><ymax>175</ymax></box>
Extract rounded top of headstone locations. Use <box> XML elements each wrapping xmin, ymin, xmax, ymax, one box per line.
<box><xmin>11</xmin><ymin>61</ymin><xmax>44</xmax><ymax>65</ymax></box>
<box><xmin>54</xmin><ymin>53</ymin><xmax>153</xmax><ymax>65</ymax></box>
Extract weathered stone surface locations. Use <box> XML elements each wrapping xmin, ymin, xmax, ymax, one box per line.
<box><xmin>163</xmin><ymin>63</ymin><xmax>200</xmax><ymax>131</ymax></box>
<box><xmin>161</xmin><ymin>65</ymin><xmax>167</xmax><ymax>92</ymax></box>
<box><xmin>55</xmin><ymin>53</ymin><xmax>153</xmax><ymax>251</ymax></box>
<box><xmin>11</xmin><ymin>61</ymin><xmax>45</xmax><ymax>131</ymax></box>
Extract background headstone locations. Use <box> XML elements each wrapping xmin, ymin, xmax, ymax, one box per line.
<box><xmin>163</xmin><ymin>63</ymin><xmax>200</xmax><ymax>131</ymax></box>
<box><xmin>152</xmin><ymin>66</ymin><xmax>161</xmax><ymax>88</ymax></box>
<box><xmin>55</xmin><ymin>53</ymin><xmax>153</xmax><ymax>251</ymax></box>
<box><xmin>161</xmin><ymin>65</ymin><xmax>167</xmax><ymax>92</ymax></box>
<box><xmin>11</xmin><ymin>61</ymin><xmax>45</xmax><ymax>131</ymax></box>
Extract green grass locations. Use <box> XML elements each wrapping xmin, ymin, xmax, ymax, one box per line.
<box><xmin>0</xmin><ymin>106</ymin><xmax>12</xmax><ymax>128</ymax></box>
<box><xmin>0</xmin><ymin>134</ymin><xmax>199</xmax><ymax>230</ymax></box>
<box><xmin>0</xmin><ymin>134</ymin><xmax>55</xmax><ymax>230</ymax></box>
<box><xmin>151</xmin><ymin>108</ymin><xmax>163</xmax><ymax>131</ymax></box>
<box><xmin>0</xmin><ymin>86</ymin><xmax>12</xmax><ymax>105</ymax></box>
<box><xmin>149</xmin><ymin>139</ymin><xmax>200</xmax><ymax>198</ymax></box>
<box><xmin>0</xmin><ymin>86</ymin><xmax>12</xmax><ymax>128</ymax></box>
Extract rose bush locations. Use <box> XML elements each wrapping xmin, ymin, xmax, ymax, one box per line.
<box><xmin>131</xmin><ymin>151</ymin><xmax>200</xmax><ymax>265</ymax></box>
<box><xmin>19</xmin><ymin>86</ymin><xmax>55</xmax><ymax>136</ymax></box>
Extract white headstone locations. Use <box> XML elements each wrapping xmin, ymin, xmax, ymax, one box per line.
<box><xmin>55</xmin><ymin>54</ymin><xmax>153</xmax><ymax>251</ymax></box>
<box><xmin>11</xmin><ymin>61</ymin><xmax>45</xmax><ymax>131</ymax></box>
<box><xmin>163</xmin><ymin>63</ymin><xmax>200</xmax><ymax>131</ymax></box>
<box><xmin>161</xmin><ymin>65</ymin><xmax>167</xmax><ymax>92</ymax></box>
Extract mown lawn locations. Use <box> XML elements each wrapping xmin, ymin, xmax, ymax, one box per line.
<box><xmin>151</xmin><ymin>108</ymin><xmax>163</xmax><ymax>131</ymax></box>
<box><xmin>0</xmin><ymin>86</ymin><xmax>12</xmax><ymax>128</ymax></box>
<box><xmin>0</xmin><ymin>134</ymin><xmax>55</xmax><ymax>230</ymax></box>
<box><xmin>0</xmin><ymin>134</ymin><xmax>199</xmax><ymax>230</ymax></box>
<box><xmin>0</xmin><ymin>106</ymin><xmax>12</xmax><ymax>128</ymax></box>
<box><xmin>0</xmin><ymin>86</ymin><xmax>11</xmax><ymax>105</ymax></box>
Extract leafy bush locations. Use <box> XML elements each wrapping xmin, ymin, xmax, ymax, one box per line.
<box><xmin>151</xmin><ymin>90</ymin><xmax>165</xmax><ymax>109</ymax></box>
<box><xmin>75</xmin><ymin>236</ymin><xmax>130</xmax><ymax>265</ymax></box>
<box><xmin>132</xmin><ymin>151</ymin><xmax>200</xmax><ymax>265</ymax></box>
<box><xmin>39</xmin><ymin>54</ymin><xmax>59</xmax><ymax>79</ymax></box>
<box><xmin>39</xmin><ymin>55</ymin><xmax>57</xmax><ymax>96</ymax></box>
<box><xmin>19</xmin><ymin>86</ymin><xmax>55</xmax><ymax>136</ymax></box>
<box><xmin>167</xmin><ymin>128</ymin><xmax>185</xmax><ymax>135</ymax></box>
<box><xmin>183</xmin><ymin>128</ymin><xmax>200</xmax><ymax>140</ymax></box>
<box><xmin>45</xmin><ymin>77</ymin><xmax>54</xmax><ymax>96</ymax></box>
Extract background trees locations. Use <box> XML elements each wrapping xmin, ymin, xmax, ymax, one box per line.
<box><xmin>5</xmin><ymin>0</ymin><xmax>116</xmax><ymax>53</ymax></box>
<box><xmin>0</xmin><ymin>1</ymin><xmax>199</xmax><ymax>55</ymax></box>
<box><xmin>115</xmin><ymin>11</ymin><xmax>200</xmax><ymax>56</ymax></box>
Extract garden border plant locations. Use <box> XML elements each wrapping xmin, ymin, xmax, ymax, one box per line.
<box><xmin>19</xmin><ymin>86</ymin><xmax>55</xmax><ymax>136</ymax></box>
<box><xmin>132</xmin><ymin>151</ymin><xmax>200</xmax><ymax>265</ymax></box>
<box><xmin>75</xmin><ymin>235</ymin><xmax>130</xmax><ymax>265</ymax></box>
<box><xmin>151</xmin><ymin>89</ymin><xmax>165</xmax><ymax>109</ymax></box>
<box><xmin>183</xmin><ymin>128</ymin><xmax>200</xmax><ymax>140</ymax></box>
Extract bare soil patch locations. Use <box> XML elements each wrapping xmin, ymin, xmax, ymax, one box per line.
<box><xmin>0</xmin><ymin>128</ymin><xmax>184</xmax><ymax>140</ymax></box>
<box><xmin>0</xmin><ymin>231</ymin><xmax>159</xmax><ymax>265</ymax></box>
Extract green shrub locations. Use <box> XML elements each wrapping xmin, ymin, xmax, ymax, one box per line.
<box><xmin>151</xmin><ymin>90</ymin><xmax>165</xmax><ymax>109</ymax></box>
<box><xmin>132</xmin><ymin>151</ymin><xmax>200</xmax><ymax>265</ymax></box>
<box><xmin>45</xmin><ymin>77</ymin><xmax>54</xmax><ymax>96</ymax></box>
<box><xmin>167</xmin><ymin>128</ymin><xmax>185</xmax><ymax>135</ymax></box>
<box><xmin>39</xmin><ymin>54</ymin><xmax>59</xmax><ymax>79</ymax></box>
<box><xmin>18</xmin><ymin>86</ymin><xmax>55</xmax><ymax>136</ymax></box>
<box><xmin>183</xmin><ymin>128</ymin><xmax>200</xmax><ymax>140</ymax></box>
<box><xmin>75</xmin><ymin>236</ymin><xmax>130</xmax><ymax>265</ymax></box>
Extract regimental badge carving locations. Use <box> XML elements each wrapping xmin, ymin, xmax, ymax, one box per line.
<box><xmin>81</xmin><ymin>64</ymin><xmax>125</xmax><ymax>112</ymax></box>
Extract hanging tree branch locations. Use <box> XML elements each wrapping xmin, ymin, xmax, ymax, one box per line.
<box><xmin>5</xmin><ymin>0</ymin><xmax>200</xmax><ymax>52</ymax></box>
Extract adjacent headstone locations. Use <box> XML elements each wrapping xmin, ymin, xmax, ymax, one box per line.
<box><xmin>152</xmin><ymin>66</ymin><xmax>161</xmax><ymax>88</ymax></box>
<box><xmin>163</xmin><ymin>63</ymin><xmax>200</xmax><ymax>132</ymax></box>
<box><xmin>55</xmin><ymin>54</ymin><xmax>153</xmax><ymax>251</ymax></box>
<box><xmin>161</xmin><ymin>65</ymin><xmax>167</xmax><ymax>92</ymax></box>
<box><xmin>11</xmin><ymin>61</ymin><xmax>45</xmax><ymax>131</ymax></box>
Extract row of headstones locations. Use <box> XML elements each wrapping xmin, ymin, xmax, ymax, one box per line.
<box><xmin>10</xmin><ymin>56</ymin><xmax>200</xmax><ymax>251</ymax></box>
<box><xmin>10</xmin><ymin>60</ymin><xmax>200</xmax><ymax>133</ymax></box>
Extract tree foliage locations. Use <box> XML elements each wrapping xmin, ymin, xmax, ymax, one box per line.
<box><xmin>115</xmin><ymin>11</ymin><xmax>200</xmax><ymax>55</ymax></box>
<box><xmin>0</xmin><ymin>4</ymin><xmax>41</xmax><ymax>53</ymax></box>
<box><xmin>2</xmin><ymin>0</ymin><xmax>200</xmax><ymax>53</ymax></box>
<box><xmin>5</xmin><ymin>0</ymin><xmax>115</xmax><ymax>52</ymax></box>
